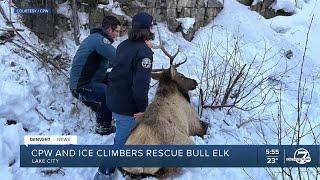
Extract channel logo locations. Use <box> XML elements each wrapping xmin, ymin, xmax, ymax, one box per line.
<box><xmin>286</xmin><ymin>148</ymin><xmax>312</xmax><ymax>165</ymax></box>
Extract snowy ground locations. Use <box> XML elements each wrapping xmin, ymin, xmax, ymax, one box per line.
<box><xmin>0</xmin><ymin>0</ymin><xmax>319</xmax><ymax>179</ymax></box>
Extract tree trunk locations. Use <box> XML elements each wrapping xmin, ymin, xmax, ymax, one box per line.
<box><xmin>71</xmin><ymin>0</ymin><xmax>80</xmax><ymax>45</ymax></box>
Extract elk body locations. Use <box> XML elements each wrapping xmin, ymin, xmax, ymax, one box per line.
<box><xmin>123</xmin><ymin>43</ymin><xmax>209</xmax><ymax>177</ymax></box>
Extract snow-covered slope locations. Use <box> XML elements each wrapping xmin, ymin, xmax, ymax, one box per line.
<box><xmin>0</xmin><ymin>0</ymin><xmax>319</xmax><ymax>179</ymax></box>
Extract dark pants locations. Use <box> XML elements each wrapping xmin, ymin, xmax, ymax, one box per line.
<box><xmin>72</xmin><ymin>82</ymin><xmax>112</xmax><ymax>127</ymax></box>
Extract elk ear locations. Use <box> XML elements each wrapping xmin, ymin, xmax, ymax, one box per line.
<box><xmin>151</xmin><ymin>71</ymin><xmax>163</xmax><ymax>80</ymax></box>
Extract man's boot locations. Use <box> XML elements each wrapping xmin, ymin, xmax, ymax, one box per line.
<box><xmin>95</xmin><ymin>120</ymin><xmax>116</xmax><ymax>135</ymax></box>
<box><xmin>93</xmin><ymin>167</ymin><xmax>116</xmax><ymax>180</ymax></box>
<box><xmin>93</xmin><ymin>171</ymin><xmax>112</xmax><ymax>180</ymax></box>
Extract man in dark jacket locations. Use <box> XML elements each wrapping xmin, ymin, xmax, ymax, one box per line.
<box><xmin>93</xmin><ymin>12</ymin><xmax>155</xmax><ymax>180</ymax></box>
<box><xmin>69</xmin><ymin>16</ymin><xmax>121</xmax><ymax>135</ymax></box>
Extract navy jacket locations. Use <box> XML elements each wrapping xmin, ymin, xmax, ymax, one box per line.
<box><xmin>69</xmin><ymin>27</ymin><xmax>116</xmax><ymax>90</ymax></box>
<box><xmin>106</xmin><ymin>39</ymin><xmax>153</xmax><ymax>116</ymax></box>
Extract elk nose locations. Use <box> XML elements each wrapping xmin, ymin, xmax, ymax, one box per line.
<box><xmin>190</xmin><ymin>80</ymin><xmax>198</xmax><ymax>90</ymax></box>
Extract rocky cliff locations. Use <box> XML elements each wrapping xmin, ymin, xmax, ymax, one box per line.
<box><xmin>13</xmin><ymin>0</ymin><xmax>224</xmax><ymax>42</ymax></box>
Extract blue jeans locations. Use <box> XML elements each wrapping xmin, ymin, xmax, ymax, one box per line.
<box><xmin>73</xmin><ymin>82</ymin><xmax>112</xmax><ymax>127</ymax></box>
<box><xmin>113</xmin><ymin>113</ymin><xmax>137</xmax><ymax>145</ymax></box>
<box><xmin>99</xmin><ymin>113</ymin><xmax>137</xmax><ymax>174</ymax></box>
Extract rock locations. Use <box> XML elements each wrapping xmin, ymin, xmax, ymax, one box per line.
<box><xmin>116</xmin><ymin>0</ymin><xmax>224</xmax><ymax>41</ymax></box>
<box><xmin>142</xmin><ymin>0</ymin><xmax>156</xmax><ymax>8</ymax></box>
<box><xmin>57</xmin><ymin>14</ymin><xmax>71</xmax><ymax>32</ymax></box>
<box><xmin>250</xmin><ymin>0</ymin><xmax>293</xmax><ymax>19</ymax></box>
<box><xmin>77</xmin><ymin>0</ymin><xmax>98</xmax><ymax>6</ymax></box>
<box><xmin>207</xmin><ymin>0</ymin><xmax>224</xmax><ymax>7</ymax></box>
<box><xmin>90</xmin><ymin>0</ymin><xmax>223</xmax><ymax>40</ymax></box>
<box><xmin>181</xmin><ymin>7</ymin><xmax>192</xmax><ymax>17</ymax></box>
<box><xmin>154</xmin><ymin>8</ymin><xmax>167</xmax><ymax>22</ymax></box>
<box><xmin>55</xmin><ymin>0</ymin><xmax>68</xmax><ymax>4</ymax></box>
<box><xmin>155</xmin><ymin>0</ymin><xmax>167</xmax><ymax>8</ymax></box>
<box><xmin>177</xmin><ymin>0</ymin><xmax>197</xmax><ymax>9</ymax></box>
<box><xmin>131</xmin><ymin>0</ymin><xmax>147</xmax><ymax>8</ymax></box>
<box><xmin>167</xmin><ymin>17</ymin><xmax>180</xmax><ymax>32</ymax></box>
<box><xmin>98</xmin><ymin>0</ymin><xmax>109</xmax><ymax>4</ymax></box>
<box><xmin>88</xmin><ymin>7</ymin><xmax>104</xmax><ymax>29</ymax></box>
<box><xmin>166</xmin><ymin>8</ymin><xmax>177</xmax><ymax>20</ymax></box>
<box><xmin>192</xmin><ymin>8</ymin><xmax>205</xmax><ymax>29</ymax></box>
<box><xmin>196</xmin><ymin>0</ymin><xmax>205</xmax><ymax>8</ymax></box>
<box><xmin>121</xmin><ymin>1</ymin><xmax>150</xmax><ymax>18</ymax></box>
<box><xmin>89</xmin><ymin>7</ymin><xmax>130</xmax><ymax>34</ymax></box>
<box><xmin>205</xmin><ymin>7</ymin><xmax>222</xmax><ymax>24</ymax></box>
<box><xmin>181</xmin><ymin>27</ymin><xmax>196</xmax><ymax>41</ymax></box>
<box><xmin>13</xmin><ymin>0</ymin><xmax>71</xmax><ymax>42</ymax></box>
<box><xmin>166</xmin><ymin>0</ymin><xmax>178</xmax><ymax>8</ymax></box>
<box><xmin>15</xmin><ymin>0</ymin><xmax>224</xmax><ymax>42</ymax></box>
<box><xmin>285</xmin><ymin>50</ymin><xmax>293</xmax><ymax>59</ymax></box>
<box><xmin>237</xmin><ymin>0</ymin><xmax>253</xmax><ymax>6</ymax></box>
<box><xmin>250</xmin><ymin>0</ymin><xmax>277</xmax><ymax>19</ymax></box>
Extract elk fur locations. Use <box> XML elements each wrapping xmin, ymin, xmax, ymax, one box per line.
<box><xmin>123</xmin><ymin>70</ymin><xmax>208</xmax><ymax>177</ymax></box>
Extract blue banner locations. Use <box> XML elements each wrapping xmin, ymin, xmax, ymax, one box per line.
<box><xmin>14</xmin><ymin>8</ymin><xmax>52</xmax><ymax>14</ymax></box>
<box><xmin>20</xmin><ymin>145</ymin><xmax>320</xmax><ymax>167</ymax></box>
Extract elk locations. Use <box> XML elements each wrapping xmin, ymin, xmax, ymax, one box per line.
<box><xmin>122</xmin><ymin>40</ymin><xmax>209</xmax><ymax>177</ymax></box>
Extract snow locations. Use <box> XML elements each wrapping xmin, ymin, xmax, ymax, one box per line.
<box><xmin>0</xmin><ymin>0</ymin><xmax>320</xmax><ymax>179</ymax></box>
<box><xmin>272</xmin><ymin>0</ymin><xmax>297</xmax><ymax>12</ymax></box>
<box><xmin>268</xmin><ymin>0</ymin><xmax>320</xmax><ymax>63</ymax></box>
<box><xmin>97</xmin><ymin>0</ymin><xmax>127</xmax><ymax>17</ymax></box>
<box><xmin>0</xmin><ymin>119</ymin><xmax>24</xmax><ymax>180</ymax></box>
<box><xmin>56</xmin><ymin>1</ymin><xmax>72</xmax><ymax>18</ymax></box>
<box><xmin>78</xmin><ymin>12</ymin><xmax>89</xmax><ymax>26</ymax></box>
<box><xmin>176</xmin><ymin>17</ymin><xmax>195</xmax><ymax>33</ymax></box>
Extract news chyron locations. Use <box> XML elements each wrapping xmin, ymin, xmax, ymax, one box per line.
<box><xmin>20</xmin><ymin>136</ymin><xmax>320</xmax><ymax>167</ymax></box>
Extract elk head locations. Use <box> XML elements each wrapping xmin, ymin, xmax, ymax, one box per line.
<box><xmin>151</xmin><ymin>41</ymin><xmax>198</xmax><ymax>93</ymax></box>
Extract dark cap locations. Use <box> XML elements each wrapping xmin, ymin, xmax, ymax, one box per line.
<box><xmin>132</xmin><ymin>12</ymin><xmax>156</xmax><ymax>29</ymax></box>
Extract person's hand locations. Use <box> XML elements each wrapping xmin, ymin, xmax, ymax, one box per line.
<box><xmin>134</xmin><ymin>112</ymin><xmax>144</xmax><ymax>121</ymax></box>
<box><xmin>145</xmin><ymin>40</ymin><xmax>154</xmax><ymax>49</ymax></box>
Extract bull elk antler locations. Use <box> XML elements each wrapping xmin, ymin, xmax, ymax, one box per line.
<box><xmin>152</xmin><ymin>27</ymin><xmax>187</xmax><ymax>72</ymax></box>
<box><xmin>159</xmin><ymin>39</ymin><xmax>180</xmax><ymax>65</ymax></box>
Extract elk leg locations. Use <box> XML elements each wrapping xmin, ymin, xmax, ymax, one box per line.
<box><xmin>172</xmin><ymin>129</ymin><xmax>194</xmax><ymax>145</ymax></box>
<box><xmin>121</xmin><ymin>168</ymin><xmax>155</xmax><ymax>180</ymax></box>
<box><xmin>155</xmin><ymin>167</ymin><xmax>182</xmax><ymax>179</ymax></box>
<box><xmin>192</xmin><ymin>118</ymin><xmax>209</xmax><ymax>138</ymax></box>
<box><xmin>122</xmin><ymin>167</ymin><xmax>160</xmax><ymax>177</ymax></box>
<box><xmin>122</xmin><ymin>167</ymin><xmax>181</xmax><ymax>180</ymax></box>
<box><xmin>197</xmin><ymin>120</ymin><xmax>209</xmax><ymax>138</ymax></box>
